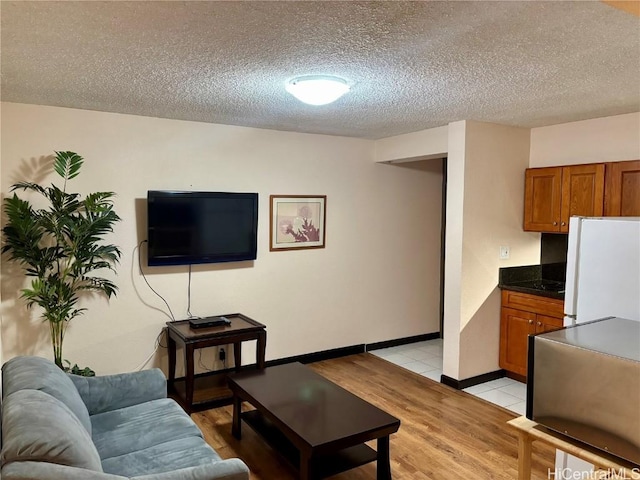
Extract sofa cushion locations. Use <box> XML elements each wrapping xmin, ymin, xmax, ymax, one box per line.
<box><xmin>1</xmin><ymin>389</ymin><xmax>103</xmax><ymax>472</ymax></box>
<box><xmin>1</xmin><ymin>355</ymin><xmax>92</xmax><ymax>435</ymax></box>
<box><xmin>91</xmin><ymin>398</ymin><xmax>203</xmax><ymax>460</ymax></box>
<box><xmin>69</xmin><ymin>369</ymin><xmax>167</xmax><ymax>415</ymax></box>
<box><xmin>2</xmin><ymin>461</ymin><xmax>129</xmax><ymax>480</ymax></box>
<box><xmin>101</xmin><ymin>436</ymin><xmax>222</xmax><ymax>477</ymax></box>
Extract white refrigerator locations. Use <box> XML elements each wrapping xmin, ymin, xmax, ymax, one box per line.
<box><xmin>564</xmin><ymin>216</ymin><xmax>640</xmax><ymax>326</ymax></box>
<box><xmin>557</xmin><ymin>216</ymin><xmax>640</xmax><ymax>472</ymax></box>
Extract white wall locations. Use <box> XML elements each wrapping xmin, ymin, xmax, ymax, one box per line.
<box><xmin>530</xmin><ymin>112</ymin><xmax>640</xmax><ymax>167</ymax></box>
<box><xmin>443</xmin><ymin>121</ymin><xmax>539</xmax><ymax>380</ymax></box>
<box><xmin>0</xmin><ymin>102</ymin><xmax>443</xmax><ymax>375</ymax></box>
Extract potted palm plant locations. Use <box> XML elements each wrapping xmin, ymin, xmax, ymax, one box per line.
<box><xmin>2</xmin><ymin>151</ymin><xmax>121</xmax><ymax>372</ymax></box>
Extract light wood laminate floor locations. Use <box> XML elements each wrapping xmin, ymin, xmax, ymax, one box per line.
<box><xmin>370</xmin><ymin>339</ymin><xmax>528</xmax><ymax>415</ymax></box>
<box><xmin>191</xmin><ymin>353</ymin><xmax>555</xmax><ymax>479</ymax></box>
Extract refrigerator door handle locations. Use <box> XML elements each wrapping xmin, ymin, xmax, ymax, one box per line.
<box><xmin>564</xmin><ymin>313</ymin><xmax>577</xmax><ymax>319</ymax></box>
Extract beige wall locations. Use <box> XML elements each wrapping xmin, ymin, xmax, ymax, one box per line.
<box><xmin>441</xmin><ymin>121</ymin><xmax>465</xmax><ymax>379</ymax></box>
<box><xmin>530</xmin><ymin>112</ymin><xmax>640</xmax><ymax>167</ymax></box>
<box><xmin>5</xmin><ymin>103</ymin><xmax>634</xmax><ymax>380</ymax></box>
<box><xmin>443</xmin><ymin>121</ymin><xmax>539</xmax><ymax>380</ymax></box>
<box><xmin>0</xmin><ymin>102</ymin><xmax>443</xmax><ymax>374</ymax></box>
<box><xmin>373</xmin><ymin>120</ymin><xmax>539</xmax><ymax>381</ymax></box>
<box><xmin>374</xmin><ymin>126</ymin><xmax>448</xmax><ymax>164</ymax></box>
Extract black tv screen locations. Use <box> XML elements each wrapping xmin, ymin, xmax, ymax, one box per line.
<box><xmin>147</xmin><ymin>191</ymin><xmax>258</xmax><ymax>266</ymax></box>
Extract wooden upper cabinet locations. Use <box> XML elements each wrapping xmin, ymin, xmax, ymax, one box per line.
<box><xmin>524</xmin><ymin>160</ymin><xmax>638</xmax><ymax>232</ymax></box>
<box><xmin>605</xmin><ymin>160</ymin><xmax>640</xmax><ymax>216</ymax></box>
<box><xmin>524</xmin><ymin>164</ymin><xmax>605</xmax><ymax>233</ymax></box>
<box><xmin>524</xmin><ymin>167</ymin><xmax>563</xmax><ymax>232</ymax></box>
<box><xmin>559</xmin><ymin>164</ymin><xmax>605</xmax><ymax>232</ymax></box>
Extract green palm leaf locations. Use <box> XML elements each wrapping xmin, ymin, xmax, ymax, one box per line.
<box><xmin>2</xmin><ymin>151</ymin><xmax>120</xmax><ymax>370</ymax></box>
<box><xmin>10</xmin><ymin>181</ymin><xmax>48</xmax><ymax>195</ymax></box>
<box><xmin>54</xmin><ymin>151</ymin><xmax>84</xmax><ymax>182</ymax></box>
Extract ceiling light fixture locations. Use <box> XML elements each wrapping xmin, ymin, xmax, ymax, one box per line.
<box><xmin>285</xmin><ymin>75</ymin><xmax>350</xmax><ymax>106</ymax></box>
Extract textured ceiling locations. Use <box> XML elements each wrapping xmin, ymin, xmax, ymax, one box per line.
<box><xmin>1</xmin><ymin>1</ymin><xmax>639</xmax><ymax>139</ymax></box>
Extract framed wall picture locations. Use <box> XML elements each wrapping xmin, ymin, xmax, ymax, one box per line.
<box><xmin>270</xmin><ymin>195</ymin><xmax>326</xmax><ymax>251</ymax></box>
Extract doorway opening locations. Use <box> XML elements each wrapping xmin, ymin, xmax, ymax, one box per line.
<box><xmin>384</xmin><ymin>156</ymin><xmax>447</xmax><ymax>339</ymax></box>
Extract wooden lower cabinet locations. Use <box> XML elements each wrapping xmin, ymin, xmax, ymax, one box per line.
<box><xmin>500</xmin><ymin>307</ymin><xmax>535</xmax><ymax>376</ymax></box>
<box><xmin>536</xmin><ymin>314</ymin><xmax>563</xmax><ymax>334</ymax></box>
<box><xmin>499</xmin><ymin>290</ymin><xmax>564</xmax><ymax>377</ymax></box>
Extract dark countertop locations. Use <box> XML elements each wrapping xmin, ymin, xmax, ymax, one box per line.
<box><xmin>499</xmin><ymin>282</ymin><xmax>565</xmax><ymax>300</ymax></box>
<box><xmin>498</xmin><ymin>263</ymin><xmax>566</xmax><ymax>300</ymax></box>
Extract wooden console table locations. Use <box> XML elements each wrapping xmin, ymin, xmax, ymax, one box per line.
<box><xmin>166</xmin><ymin>313</ymin><xmax>266</xmax><ymax>413</ymax></box>
<box><xmin>507</xmin><ymin>416</ymin><xmax>639</xmax><ymax>480</ymax></box>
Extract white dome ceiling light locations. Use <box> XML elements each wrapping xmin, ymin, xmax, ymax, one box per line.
<box><xmin>285</xmin><ymin>75</ymin><xmax>350</xmax><ymax>106</ymax></box>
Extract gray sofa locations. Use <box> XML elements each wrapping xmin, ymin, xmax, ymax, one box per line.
<box><xmin>0</xmin><ymin>356</ymin><xmax>249</xmax><ymax>480</ymax></box>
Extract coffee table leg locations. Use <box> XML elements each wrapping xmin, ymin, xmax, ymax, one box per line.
<box><xmin>299</xmin><ymin>450</ymin><xmax>311</xmax><ymax>480</ymax></box>
<box><xmin>377</xmin><ymin>435</ymin><xmax>391</xmax><ymax>480</ymax></box>
<box><xmin>232</xmin><ymin>394</ymin><xmax>242</xmax><ymax>440</ymax></box>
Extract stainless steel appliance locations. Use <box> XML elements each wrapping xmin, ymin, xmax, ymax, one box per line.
<box><xmin>527</xmin><ymin>316</ymin><xmax>640</xmax><ymax>465</ymax></box>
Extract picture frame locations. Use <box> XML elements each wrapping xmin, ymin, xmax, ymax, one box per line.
<box><xmin>270</xmin><ymin>195</ymin><xmax>326</xmax><ymax>251</ymax></box>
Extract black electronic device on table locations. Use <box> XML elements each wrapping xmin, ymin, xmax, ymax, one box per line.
<box><xmin>188</xmin><ymin>316</ymin><xmax>231</xmax><ymax>329</ymax></box>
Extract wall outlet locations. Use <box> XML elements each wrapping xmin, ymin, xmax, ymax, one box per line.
<box><xmin>499</xmin><ymin>245</ymin><xmax>510</xmax><ymax>260</ymax></box>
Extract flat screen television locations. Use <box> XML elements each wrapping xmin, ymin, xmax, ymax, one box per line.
<box><xmin>147</xmin><ymin>191</ymin><xmax>258</xmax><ymax>266</ymax></box>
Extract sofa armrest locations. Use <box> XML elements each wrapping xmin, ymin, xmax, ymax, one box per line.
<box><xmin>2</xmin><ymin>461</ymin><xmax>128</xmax><ymax>480</ymax></box>
<box><xmin>131</xmin><ymin>459</ymin><xmax>250</xmax><ymax>480</ymax></box>
<box><xmin>69</xmin><ymin>369</ymin><xmax>167</xmax><ymax>415</ymax></box>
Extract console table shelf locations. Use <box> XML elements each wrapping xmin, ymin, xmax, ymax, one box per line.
<box><xmin>170</xmin><ymin>371</ymin><xmax>234</xmax><ymax>409</ymax></box>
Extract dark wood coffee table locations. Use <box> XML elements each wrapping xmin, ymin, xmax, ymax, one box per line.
<box><xmin>228</xmin><ymin>362</ymin><xmax>400</xmax><ymax>480</ymax></box>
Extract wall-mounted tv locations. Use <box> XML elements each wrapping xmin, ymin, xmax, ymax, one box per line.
<box><xmin>147</xmin><ymin>191</ymin><xmax>258</xmax><ymax>266</ymax></box>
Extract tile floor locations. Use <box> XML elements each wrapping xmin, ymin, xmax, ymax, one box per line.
<box><xmin>369</xmin><ymin>338</ymin><xmax>526</xmax><ymax>416</ymax></box>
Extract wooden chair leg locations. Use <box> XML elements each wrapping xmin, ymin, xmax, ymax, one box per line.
<box><xmin>517</xmin><ymin>431</ymin><xmax>532</xmax><ymax>480</ymax></box>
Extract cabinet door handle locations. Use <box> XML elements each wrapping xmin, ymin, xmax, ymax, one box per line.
<box><xmin>537</xmin><ymin>321</ymin><xmax>542</xmax><ymax>326</ymax></box>
<box><xmin>553</xmin><ymin>221</ymin><xmax>558</xmax><ymax>226</ymax></box>
<box><xmin>528</xmin><ymin>320</ymin><xmax>534</xmax><ymax>324</ymax></box>
<box><xmin>561</xmin><ymin>222</ymin><xmax>566</xmax><ymax>226</ymax></box>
